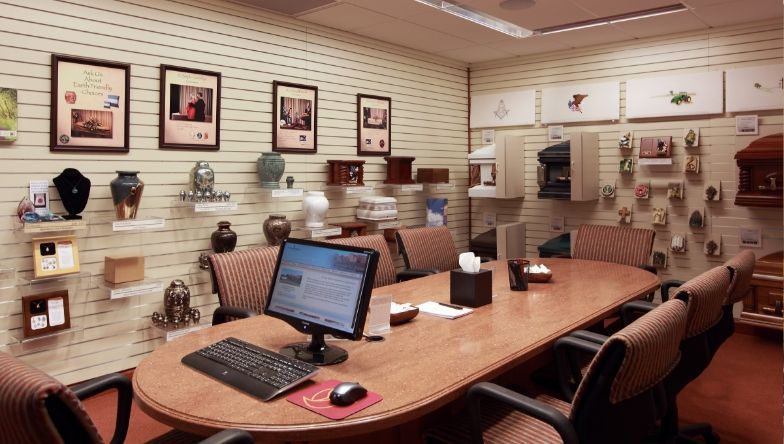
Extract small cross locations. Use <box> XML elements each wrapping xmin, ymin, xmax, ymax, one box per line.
<box><xmin>618</xmin><ymin>206</ymin><xmax>631</xmax><ymax>222</ymax></box>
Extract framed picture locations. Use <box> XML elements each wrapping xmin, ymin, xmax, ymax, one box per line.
<box><xmin>735</xmin><ymin>115</ymin><xmax>759</xmax><ymax>135</ymax></box>
<box><xmin>0</xmin><ymin>87</ymin><xmax>18</xmax><ymax>142</ymax></box>
<box><xmin>357</xmin><ymin>94</ymin><xmax>391</xmax><ymax>156</ymax></box>
<box><xmin>159</xmin><ymin>65</ymin><xmax>220</xmax><ymax>150</ymax></box>
<box><xmin>547</xmin><ymin>125</ymin><xmax>564</xmax><ymax>142</ymax></box>
<box><xmin>50</xmin><ymin>54</ymin><xmax>130</xmax><ymax>152</ymax></box>
<box><xmin>22</xmin><ymin>290</ymin><xmax>71</xmax><ymax>338</ymax></box>
<box><xmin>549</xmin><ymin>216</ymin><xmax>565</xmax><ymax>232</ymax></box>
<box><xmin>639</xmin><ymin>136</ymin><xmax>671</xmax><ymax>158</ymax></box>
<box><xmin>32</xmin><ymin>235</ymin><xmax>80</xmax><ymax>278</ymax></box>
<box><xmin>739</xmin><ymin>227</ymin><xmax>762</xmax><ymax>248</ymax></box>
<box><xmin>273</xmin><ymin>81</ymin><xmax>317</xmax><ymax>153</ymax></box>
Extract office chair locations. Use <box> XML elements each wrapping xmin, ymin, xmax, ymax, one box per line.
<box><xmin>325</xmin><ymin>234</ymin><xmax>424</xmax><ymax>285</ymax></box>
<box><xmin>208</xmin><ymin>245</ymin><xmax>280</xmax><ymax>325</ymax></box>
<box><xmin>425</xmin><ymin>298</ymin><xmax>689</xmax><ymax>444</ymax></box>
<box><xmin>395</xmin><ymin>226</ymin><xmax>459</xmax><ymax>279</ymax></box>
<box><xmin>571</xmin><ymin>224</ymin><xmax>656</xmax><ymax>269</ymax></box>
<box><xmin>0</xmin><ymin>352</ymin><xmax>254</xmax><ymax>444</ymax></box>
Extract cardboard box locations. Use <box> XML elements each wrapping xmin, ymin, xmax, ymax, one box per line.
<box><xmin>104</xmin><ymin>256</ymin><xmax>144</xmax><ymax>284</ymax></box>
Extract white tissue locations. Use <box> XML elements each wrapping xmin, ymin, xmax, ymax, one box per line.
<box><xmin>530</xmin><ymin>264</ymin><xmax>551</xmax><ymax>274</ymax></box>
<box><xmin>458</xmin><ymin>252</ymin><xmax>481</xmax><ymax>272</ymax></box>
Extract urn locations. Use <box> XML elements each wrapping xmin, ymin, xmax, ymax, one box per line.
<box><xmin>110</xmin><ymin>171</ymin><xmax>144</xmax><ymax>220</ymax></box>
<box><xmin>263</xmin><ymin>214</ymin><xmax>292</xmax><ymax>246</ymax></box>
<box><xmin>164</xmin><ymin>279</ymin><xmax>191</xmax><ymax>324</ymax></box>
<box><xmin>303</xmin><ymin>191</ymin><xmax>329</xmax><ymax>228</ymax></box>
<box><xmin>211</xmin><ymin>221</ymin><xmax>237</xmax><ymax>253</ymax></box>
<box><xmin>190</xmin><ymin>161</ymin><xmax>214</xmax><ymax>193</ymax></box>
<box><xmin>257</xmin><ymin>152</ymin><xmax>285</xmax><ymax>189</ymax></box>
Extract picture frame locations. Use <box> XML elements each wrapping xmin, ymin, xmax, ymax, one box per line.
<box><xmin>22</xmin><ymin>290</ymin><xmax>71</xmax><ymax>338</ymax></box>
<box><xmin>0</xmin><ymin>87</ymin><xmax>18</xmax><ymax>142</ymax></box>
<box><xmin>50</xmin><ymin>54</ymin><xmax>131</xmax><ymax>152</ymax></box>
<box><xmin>549</xmin><ymin>216</ymin><xmax>565</xmax><ymax>233</ymax></box>
<box><xmin>357</xmin><ymin>94</ymin><xmax>391</xmax><ymax>156</ymax></box>
<box><xmin>618</xmin><ymin>131</ymin><xmax>632</xmax><ymax>149</ymax></box>
<box><xmin>704</xmin><ymin>236</ymin><xmax>721</xmax><ymax>256</ymax></box>
<box><xmin>273</xmin><ymin>81</ymin><xmax>317</xmax><ymax>153</ymax></box>
<box><xmin>735</xmin><ymin>115</ymin><xmax>759</xmax><ymax>135</ymax></box>
<box><xmin>639</xmin><ymin>136</ymin><xmax>672</xmax><ymax>158</ymax></box>
<box><xmin>652</xmin><ymin>250</ymin><xmax>668</xmax><ymax>268</ymax></box>
<box><xmin>652</xmin><ymin>207</ymin><xmax>667</xmax><ymax>225</ymax></box>
<box><xmin>159</xmin><ymin>65</ymin><xmax>221</xmax><ymax>150</ymax></box>
<box><xmin>739</xmin><ymin>227</ymin><xmax>762</xmax><ymax>248</ymax></box>
<box><xmin>32</xmin><ymin>235</ymin><xmax>80</xmax><ymax>279</ymax></box>
<box><xmin>547</xmin><ymin>125</ymin><xmax>564</xmax><ymax>142</ymax></box>
<box><xmin>683</xmin><ymin>127</ymin><xmax>699</xmax><ymax>147</ymax></box>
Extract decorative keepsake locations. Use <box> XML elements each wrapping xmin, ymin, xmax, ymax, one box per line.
<box><xmin>190</xmin><ymin>161</ymin><xmax>214</xmax><ymax>193</ymax></box>
<box><xmin>211</xmin><ymin>221</ymin><xmax>237</xmax><ymax>253</ymax></box>
<box><xmin>356</xmin><ymin>196</ymin><xmax>398</xmax><ymax>221</ymax></box>
<box><xmin>263</xmin><ymin>214</ymin><xmax>291</xmax><ymax>246</ymax></box>
<box><xmin>303</xmin><ymin>191</ymin><xmax>329</xmax><ymax>228</ymax></box>
<box><xmin>152</xmin><ymin>279</ymin><xmax>200</xmax><ymax>327</ymax></box>
<box><xmin>286</xmin><ymin>176</ymin><xmax>295</xmax><ymax>189</ymax></box>
<box><xmin>257</xmin><ymin>152</ymin><xmax>285</xmax><ymax>189</ymax></box>
<box><xmin>326</xmin><ymin>160</ymin><xmax>365</xmax><ymax>186</ymax></box>
<box><xmin>110</xmin><ymin>171</ymin><xmax>144</xmax><ymax>219</ymax></box>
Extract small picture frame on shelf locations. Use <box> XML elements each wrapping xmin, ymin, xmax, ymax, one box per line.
<box><xmin>22</xmin><ymin>290</ymin><xmax>71</xmax><ymax>338</ymax></box>
<box><xmin>29</xmin><ymin>180</ymin><xmax>50</xmax><ymax>216</ymax></box>
<box><xmin>634</xmin><ymin>182</ymin><xmax>650</xmax><ymax>199</ymax></box>
<box><xmin>704</xmin><ymin>236</ymin><xmax>721</xmax><ymax>256</ymax></box>
<box><xmin>735</xmin><ymin>115</ymin><xmax>758</xmax><ymax>135</ymax></box>
<box><xmin>640</xmin><ymin>136</ymin><xmax>672</xmax><ymax>158</ymax></box>
<box><xmin>683</xmin><ymin>127</ymin><xmax>699</xmax><ymax>147</ymax></box>
<box><xmin>688</xmin><ymin>207</ymin><xmax>705</xmax><ymax>229</ymax></box>
<box><xmin>357</xmin><ymin>94</ymin><xmax>391</xmax><ymax>156</ymax></box>
<box><xmin>651</xmin><ymin>250</ymin><xmax>668</xmax><ymax>268</ymax></box>
<box><xmin>652</xmin><ymin>207</ymin><xmax>667</xmax><ymax>225</ymax></box>
<box><xmin>618</xmin><ymin>205</ymin><xmax>632</xmax><ymax>224</ymax></box>
<box><xmin>32</xmin><ymin>235</ymin><xmax>80</xmax><ymax>278</ymax></box>
<box><xmin>704</xmin><ymin>182</ymin><xmax>721</xmax><ymax>201</ymax></box>
<box><xmin>547</xmin><ymin>125</ymin><xmax>564</xmax><ymax>142</ymax></box>
<box><xmin>159</xmin><ymin>65</ymin><xmax>221</xmax><ymax>150</ymax></box>
<box><xmin>684</xmin><ymin>155</ymin><xmax>700</xmax><ymax>173</ymax></box>
<box><xmin>666</xmin><ymin>181</ymin><xmax>684</xmax><ymax>199</ymax></box>
<box><xmin>273</xmin><ymin>81</ymin><xmax>317</xmax><ymax>153</ymax></box>
<box><xmin>738</xmin><ymin>227</ymin><xmax>762</xmax><ymax>248</ymax></box>
<box><xmin>600</xmin><ymin>180</ymin><xmax>616</xmax><ymax>198</ymax></box>
<box><xmin>619</xmin><ymin>158</ymin><xmax>634</xmax><ymax>174</ymax></box>
<box><xmin>618</xmin><ymin>131</ymin><xmax>632</xmax><ymax>149</ymax></box>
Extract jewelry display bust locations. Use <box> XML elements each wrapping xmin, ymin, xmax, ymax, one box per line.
<box><xmin>53</xmin><ymin>168</ymin><xmax>91</xmax><ymax>219</ymax></box>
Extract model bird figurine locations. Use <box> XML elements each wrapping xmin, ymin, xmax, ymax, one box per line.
<box><xmin>568</xmin><ymin>94</ymin><xmax>588</xmax><ymax>113</ymax></box>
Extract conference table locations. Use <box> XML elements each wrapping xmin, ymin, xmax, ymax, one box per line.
<box><xmin>133</xmin><ymin>258</ymin><xmax>659</xmax><ymax>442</ymax></box>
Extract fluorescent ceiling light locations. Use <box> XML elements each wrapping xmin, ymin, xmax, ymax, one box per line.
<box><xmin>415</xmin><ymin>0</ymin><xmax>533</xmax><ymax>39</ymax></box>
<box><xmin>536</xmin><ymin>3</ymin><xmax>688</xmax><ymax>35</ymax></box>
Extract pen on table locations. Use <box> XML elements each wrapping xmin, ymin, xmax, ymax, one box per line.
<box><xmin>438</xmin><ymin>302</ymin><xmax>464</xmax><ymax>310</ymax></box>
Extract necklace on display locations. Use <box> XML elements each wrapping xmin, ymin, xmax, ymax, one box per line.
<box><xmin>63</xmin><ymin>176</ymin><xmax>84</xmax><ymax>194</ymax></box>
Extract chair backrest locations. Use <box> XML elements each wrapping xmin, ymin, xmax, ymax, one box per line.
<box><xmin>324</xmin><ymin>234</ymin><xmax>396</xmax><ymax>287</ymax></box>
<box><xmin>0</xmin><ymin>352</ymin><xmax>102</xmax><ymax>444</ymax></box>
<box><xmin>395</xmin><ymin>226</ymin><xmax>459</xmax><ymax>272</ymax></box>
<box><xmin>724</xmin><ymin>250</ymin><xmax>756</xmax><ymax>305</ymax></box>
<box><xmin>676</xmin><ymin>265</ymin><xmax>732</xmax><ymax>339</ymax></box>
<box><xmin>572</xmin><ymin>224</ymin><xmax>655</xmax><ymax>267</ymax></box>
<box><xmin>569</xmin><ymin>298</ymin><xmax>688</xmax><ymax>444</ymax></box>
<box><xmin>208</xmin><ymin>245</ymin><xmax>280</xmax><ymax>315</ymax></box>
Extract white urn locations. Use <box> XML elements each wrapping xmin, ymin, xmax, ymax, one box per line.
<box><xmin>303</xmin><ymin>191</ymin><xmax>329</xmax><ymax>228</ymax></box>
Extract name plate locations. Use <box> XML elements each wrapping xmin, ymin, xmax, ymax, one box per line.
<box><xmin>110</xmin><ymin>281</ymin><xmax>164</xmax><ymax>299</ymax></box>
<box><xmin>271</xmin><ymin>188</ymin><xmax>303</xmax><ymax>198</ymax></box>
<box><xmin>194</xmin><ymin>202</ymin><xmax>239</xmax><ymax>212</ymax></box>
<box><xmin>376</xmin><ymin>220</ymin><xmax>401</xmax><ymax>230</ymax></box>
<box><xmin>400</xmin><ymin>184</ymin><xmax>423</xmax><ymax>192</ymax></box>
<box><xmin>162</xmin><ymin>323</ymin><xmax>210</xmax><ymax>342</ymax></box>
<box><xmin>112</xmin><ymin>218</ymin><xmax>165</xmax><ymax>231</ymax></box>
<box><xmin>311</xmin><ymin>227</ymin><xmax>342</xmax><ymax>238</ymax></box>
<box><xmin>345</xmin><ymin>186</ymin><xmax>374</xmax><ymax>195</ymax></box>
<box><xmin>435</xmin><ymin>183</ymin><xmax>455</xmax><ymax>191</ymax></box>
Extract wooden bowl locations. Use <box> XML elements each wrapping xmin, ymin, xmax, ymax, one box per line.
<box><xmin>390</xmin><ymin>307</ymin><xmax>419</xmax><ymax>325</ymax></box>
<box><xmin>528</xmin><ymin>272</ymin><xmax>553</xmax><ymax>283</ymax></box>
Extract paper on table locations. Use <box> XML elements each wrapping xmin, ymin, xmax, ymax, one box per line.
<box><xmin>416</xmin><ymin>301</ymin><xmax>473</xmax><ymax>319</ymax></box>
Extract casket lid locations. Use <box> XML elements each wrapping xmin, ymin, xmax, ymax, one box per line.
<box><xmin>468</xmin><ymin>144</ymin><xmax>495</xmax><ymax>160</ymax></box>
<box><xmin>735</xmin><ymin>133</ymin><xmax>783</xmax><ymax>160</ymax></box>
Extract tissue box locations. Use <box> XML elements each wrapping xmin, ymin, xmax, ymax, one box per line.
<box><xmin>450</xmin><ymin>269</ymin><xmax>492</xmax><ymax>308</ymax></box>
<box><xmin>104</xmin><ymin>256</ymin><xmax>144</xmax><ymax>284</ymax></box>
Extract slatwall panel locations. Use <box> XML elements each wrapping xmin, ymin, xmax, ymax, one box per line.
<box><xmin>0</xmin><ymin>0</ymin><xmax>469</xmax><ymax>383</ymax></box>
<box><xmin>469</xmin><ymin>20</ymin><xmax>783</xmax><ymax>284</ymax></box>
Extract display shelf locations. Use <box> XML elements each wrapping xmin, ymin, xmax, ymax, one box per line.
<box><xmin>377</xmin><ymin>183</ymin><xmax>424</xmax><ymax>192</ymax></box>
<box><xmin>367</xmin><ymin>220</ymin><xmax>401</xmax><ymax>230</ymax></box>
<box><xmin>152</xmin><ymin>322</ymin><xmax>210</xmax><ymax>342</ymax></box>
<box><xmin>99</xmin><ymin>278</ymin><xmax>164</xmax><ymax>300</ymax></box>
<box><xmin>324</xmin><ymin>185</ymin><xmax>375</xmax><ymax>195</ymax></box>
<box><xmin>425</xmin><ymin>182</ymin><xmax>456</xmax><ymax>192</ymax></box>
<box><xmin>111</xmin><ymin>216</ymin><xmax>166</xmax><ymax>231</ymax></box>
<box><xmin>19</xmin><ymin>271</ymin><xmax>92</xmax><ymax>292</ymax></box>
<box><xmin>9</xmin><ymin>324</ymin><xmax>85</xmax><ymax>348</ymax></box>
<box><xmin>15</xmin><ymin>218</ymin><xmax>88</xmax><ymax>234</ymax></box>
<box><xmin>291</xmin><ymin>225</ymin><xmax>342</xmax><ymax>239</ymax></box>
<box><xmin>171</xmin><ymin>200</ymin><xmax>239</xmax><ymax>213</ymax></box>
<box><xmin>0</xmin><ymin>268</ymin><xmax>17</xmax><ymax>290</ymax></box>
<box><xmin>246</xmin><ymin>186</ymin><xmax>305</xmax><ymax>200</ymax></box>
<box><xmin>638</xmin><ymin>158</ymin><xmax>673</xmax><ymax>166</ymax></box>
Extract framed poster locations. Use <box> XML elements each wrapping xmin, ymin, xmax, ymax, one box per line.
<box><xmin>540</xmin><ymin>81</ymin><xmax>619</xmax><ymax>124</ymax></box>
<box><xmin>357</xmin><ymin>94</ymin><xmax>391</xmax><ymax>156</ymax></box>
<box><xmin>735</xmin><ymin>115</ymin><xmax>759</xmax><ymax>135</ymax></box>
<box><xmin>0</xmin><ymin>87</ymin><xmax>18</xmax><ymax>142</ymax></box>
<box><xmin>726</xmin><ymin>64</ymin><xmax>784</xmax><ymax>112</ymax></box>
<box><xmin>50</xmin><ymin>54</ymin><xmax>130</xmax><ymax>152</ymax></box>
<box><xmin>470</xmin><ymin>89</ymin><xmax>535</xmax><ymax>128</ymax></box>
<box><xmin>159</xmin><ymin>65</ymin><xmax>220</xmax><ymax>150</ymax></box>
<box><xmin>547</xmin><ymin>125</ymin><xmax>564</xmax><ymax>142</ymax></box>
<box><xmin>272</xmin><ymin>81</ymin><xmax>317</xmax><ymax>153</ymax></box>
<box><xmin>625</xmin><ymin>71</ymin><xmax>723</xmax><ymax>119</ymax></box>
<box><xmin>22</xmin><ymin>290</ymin><xmax>71</xmax><ymax>338</ymax></box>
<box><xmin>32</xmin><ymin>235</ymin><xmax>80</xmax><ymax>278</ymax></box>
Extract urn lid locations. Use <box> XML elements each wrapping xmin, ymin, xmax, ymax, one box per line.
<box><xmin>217</xmin><ymin>220</ymin><xmax>231</xmax><ymax>228</ymax></box>
<box><xmin>168</xmin><ymin>279</ymin><xmax>186</xmax><ymax>288</ymax></box>
<box><xmin>115</xmin><ymin>170</ymin><xmax>140</xmax><ymax>175</ymax></box>
<box><xmin>195</xmin><ymin>161</ymin><xmax>211</xmax><ymax>167</ymax></box>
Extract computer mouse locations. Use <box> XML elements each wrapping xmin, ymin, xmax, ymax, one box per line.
<box><xmin>329</xmin><ymin>382</ymin><xmax>368</xmax><ymax>406</ymax></box>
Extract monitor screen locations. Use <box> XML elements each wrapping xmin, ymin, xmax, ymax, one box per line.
<box><xmin>264</xmin><ymin>237</ymin><xmax>379</xmax><ymax>365</ymax></box>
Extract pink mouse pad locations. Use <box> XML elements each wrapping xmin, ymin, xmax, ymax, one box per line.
<box><xmin>287</xmin><ymin>379</ymin><xmax>382</xmax><ymax>420</ymax></box>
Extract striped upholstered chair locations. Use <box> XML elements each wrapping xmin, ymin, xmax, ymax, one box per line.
<box><xmin>208</xmin><ymin>245</ymin><xmax>280</xmax><ymax>325</ymax></box>
<box><xmin>325</xmin><ymin>234</ymin><xmax>397</xmax><ymax>287</ymax></box>
<box><xmin>572</xmin><ymin>224</ymin><xmax>655</xmax><ymax>268</ymax></box>
<box><xmin>708</xmin><ymin>250</ymin><xmax>755</xmax><ymax>352</ymax></box>
<box><xmin>395</xmin><ymin>226</ymin><xmax>459</xmax><ymax>278</ymax></box>
<box><xmin>425</xmin><ymin>297</ymin><xmax>689</xmax><ymax>444</ymax></box>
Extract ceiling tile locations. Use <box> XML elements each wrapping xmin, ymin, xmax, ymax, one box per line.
<box><xmin>548</xmin><ymin>25</ymin><xmax>636</xmax><ymax>48</ymax></box>
<box><xmin>350</xmin><ymin>20</ymin><xmax>475</xmax><ymax>54</ymax></box>
<box><xmin>341</xmin><ymin>0</ymin><xmax>432</xmax><ymax>18</ymax></box>
<box><xmin>486</xmin><ymin>35</ymin><xmax>572</xmax><ymax>56</ymax></box>
<box><xmin>689</xmin><ymin>0</ymin><xmax>782</xmax><ymax>27</ymax></box>
<box><xmin>437</xmin><ymin>45</ymin><xmax>516</xmax><ymax>63</ymax></box>
<box><xmin>611</xmin><ymin>11</ymin><xmax>709</xmax><ymax>38</ymax></box>
<box><xmin>298</xmin><ymin>3</ymin><xmax>392</xmax><ymax>31</ymax></box>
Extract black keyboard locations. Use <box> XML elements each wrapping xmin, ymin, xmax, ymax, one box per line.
<box><xmin>181</xmin><ymin>337</ymin><xmax>319</xmax><ymax>401</ymax></box>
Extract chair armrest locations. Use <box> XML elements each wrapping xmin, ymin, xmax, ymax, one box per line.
<box><xmin>569</xmin><ymin>330</ymin><xmax>608</xmax><ymax>345</ymax></box>
<box><xmin>71</xmin><ymin>373</ymin><xmax>132</xmax><ymax>444</ymax></box>
<box><xmin>553</xmin><ymin>336</ymin><xmax>602</xmax><ymax>402</ymax></box>
<box><xmin>212</xmin><ymin>306</ymin><xmax>258</xmax><ymax>326</ymax></box>
<box><xmin>620</xmin><ymin>300</ymin><xmax>657</xmax><ymax>326</ymax></box>
<box><xmin>396</xmin><ymin>269</ymin><xmax>438</xmax><ymax>282</ymax></box>
<box><xmin>660</xmin><ymin>280</ymin><xmax>685</xmax><ymax>302</ymax></box>
<box><xmin>638</xmin><ymin>264</ymin><xmax>657</xmax><ymax>275</ymax></box>
<box><xmin>468</xmin><ymin>382</ymin><xmax>578</xmax><ymax>444</ymax></box>
<box><xmin>199</xmin><ymin>429</ymin><xmax>255</xmax><ymax>444</ymax></box>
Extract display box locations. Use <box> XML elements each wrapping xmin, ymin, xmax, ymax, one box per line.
<box><xmin>450</xmin><ymin>269</ymin><xmax>492</xmax><ymax>308</ymax></box>
<box><xmin>22</xmin><ymin>290</ymin><xmax>71</xmax><ymax>338</ymax></box>
<box><xmin>32</xmin><ymin>235</ymin><xmax>80</xmax><ymax>279</ymax></box>
<box><xmin>104</xmin><ymin>255</ymin><xmax>145</xmax><ymax>284</ymax></box>
<box><xmin>416</xmin><ymin>168</ymin><xmax>449</xmax><ymax>183</ymax></box>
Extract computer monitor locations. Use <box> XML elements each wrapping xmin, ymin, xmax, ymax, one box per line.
<box><xmin>264</xmin><ymin>237</ymin><xmax>379</xmax><ymax>365</ymax></box>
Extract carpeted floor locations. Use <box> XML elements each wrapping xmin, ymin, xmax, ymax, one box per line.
<box><xmin>81</xmin><ymin>331</ymin><xmax>782</xmax><ymax>443</ymax></box>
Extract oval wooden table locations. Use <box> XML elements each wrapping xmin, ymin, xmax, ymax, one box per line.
<box><xmin>133</xmin><ymin>259</ymin><xmax>659</xmax><ymax>442</ymax></box>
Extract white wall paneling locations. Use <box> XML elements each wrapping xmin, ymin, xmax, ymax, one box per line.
<box><xmin>540</xmin><ymin>81</ymin><xmax>620</xmax><ymax>124</ymax></box>
<box><xmin>0</xmin><ymin>0</ymin><xmax>469</xmax><ymax>383</ymax></box>
<box><xmin>469</xmin><ymin>89</ymin><xmax>535</xmax><ymax>128</ymax></box>
<box><xmin>626</xmin><ymin>71</ymin><xmax>724</xmax><ymax>119</ymax></box>
<box><xmin>726</xmin><ymin>64</ymin><xmax>784</xmax><ymax>112</ymax></box>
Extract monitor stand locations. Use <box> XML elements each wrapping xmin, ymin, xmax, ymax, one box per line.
<box><xmin>279</xmin><ymin>332</ymin><xmax>348</xmax><ymax>366</ymax></box>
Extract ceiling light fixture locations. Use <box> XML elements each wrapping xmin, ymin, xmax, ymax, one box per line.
<box><xmin>536</xmin><ymin>3</ymin><xmax>688</xmax><ymax>35</ymax></box>
<box><xmin>415</xmin><ymin>0</ymin><xmax>533</xmax><ymax>38</ymax></box>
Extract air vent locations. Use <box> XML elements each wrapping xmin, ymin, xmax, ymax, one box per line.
<box><xmin>236</xmin><ymin>0</ymin><xmax>338</xmax><ymax>16</ymax></box>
